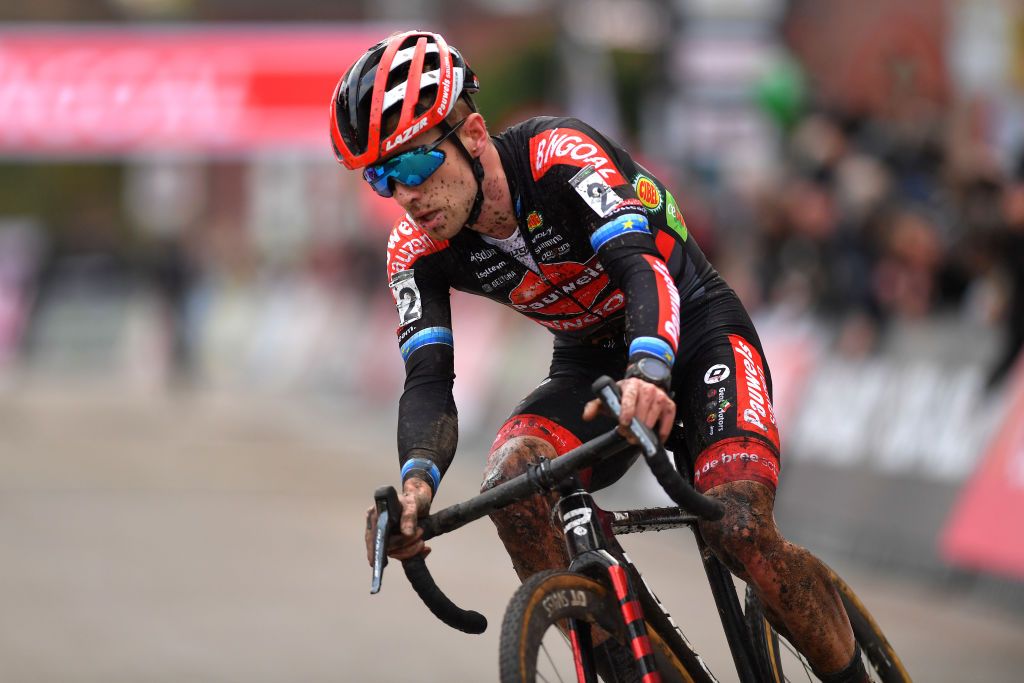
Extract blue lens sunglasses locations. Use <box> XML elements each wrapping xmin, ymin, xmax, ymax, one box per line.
<box><xmin>363</xmin><ymin>118</ymin><xmax>468</xmax><ymax>198</ymax></box>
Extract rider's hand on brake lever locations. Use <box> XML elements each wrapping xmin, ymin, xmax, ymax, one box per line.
<box><xmin>582</xmin><ymin>376</ymin><xmax>676</xmax><ymax>444</ymax></box>
<box><xmin>365</xmin><ymin>478</ymin><xmax>434</xmax><ymax>566</ymax></box>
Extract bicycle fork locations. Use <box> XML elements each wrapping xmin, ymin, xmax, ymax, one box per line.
<box><xmin>556</xmin><ymin>487</ymin><xmax>769</xmax><ymax>683</ymax></box>
<box><xmin>557</xmin><ymin>489</ymin><xmax>663</xmax><ymax>683</ymax></box>
<box><xmin>694</xmin><ymin>533</ymin><xmax>765</xmax><ymax>683</ymax></box>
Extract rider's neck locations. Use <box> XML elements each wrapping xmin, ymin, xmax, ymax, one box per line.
<box><xmin>467</xmin><ymin>143</ymin><xmax>518</xmax><ymax>240</ymax></box>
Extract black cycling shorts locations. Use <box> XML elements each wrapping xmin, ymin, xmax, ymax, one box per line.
<box><xmin>489</xmin><ymin>291</ymin><xmax>782</xmax><ymax>494</ymax></box>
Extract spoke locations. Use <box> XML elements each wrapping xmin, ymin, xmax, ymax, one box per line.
<box><xmin>778</xmin><ymin>636</ymin><xmax>813</xmax><ymax>682</ymax></box>
<box><xmin>593</xmin><ymin>644</ymin><xmax>614</xmax><ymax>683</ymax></box>
<box><xmin>777</xmin><ymin>644</ymin><xmax>884</xmax><ymax>683</ymax></box>
<box><xmin>539</xmin><ymin>640</ymin><xmax>566</xmax><ymax>683</ymax></box>
<box><xmin>776</xmin><ymin>638</ymin><xmax>883</xmax><ymax>683</ymax></box>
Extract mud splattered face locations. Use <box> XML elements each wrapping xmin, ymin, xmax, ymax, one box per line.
<box><xmin>387</xmin><ymin>128</ymin><xmax>476</xmax><ymax>242</ymax></box>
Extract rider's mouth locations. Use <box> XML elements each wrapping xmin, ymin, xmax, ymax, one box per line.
<box><xmin>417</xmin><ymin>210</ymin><xmax>443</xmax><ymax>228</ymax></box>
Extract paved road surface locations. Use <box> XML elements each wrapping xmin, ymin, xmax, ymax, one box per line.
<box><xmin>1</xmin><ymin>382</ymin><xmax>1022</xmax><ymax>682</ymax></box>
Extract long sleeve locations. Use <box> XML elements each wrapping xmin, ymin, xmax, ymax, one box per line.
<box><xmin>386</xmin><ymin>217</ymin><xmax>459</xmax><ymax>492</ymax></box>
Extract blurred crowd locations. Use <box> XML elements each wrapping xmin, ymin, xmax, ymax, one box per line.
<box><xmin>683</xmin><ymin>100</ymin><xmax>1024</xmax><ymax>387</ymax></box>
<box><xmin>9</xmin><ymin>99</ymin><xmax>1024</xmax><ymax>395</ymax></box>
<box><xmin>145</xmin><ymin>97</ymin><xmax>1024</xmax><ymax>393</ymax></box>
<box><xmin>4</xmin><ymin>45</ymin><xmax>1024</xmax><ymax>397</ymax></box>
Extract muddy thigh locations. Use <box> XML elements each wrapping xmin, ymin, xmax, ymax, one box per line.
<box><xmin>481</xmin><ymin>435</ymin><xmax>569</xmax><ymax>580</ymax></box>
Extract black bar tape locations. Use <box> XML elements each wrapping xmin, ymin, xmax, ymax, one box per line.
<box><xmin>402</xmin><ymin>556</ymin><xmax>488</xmax><ymax>634</ymax></box>
<box><xmin>645</xmin><ymin>449</ymin><xmax>724</xmax><ymax>520</ymax></box>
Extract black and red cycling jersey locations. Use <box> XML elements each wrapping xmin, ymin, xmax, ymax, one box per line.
<box><xmin>385</xmin><ymin>116</ymin><xmax>729</xmax><ymax>491</ymax></box>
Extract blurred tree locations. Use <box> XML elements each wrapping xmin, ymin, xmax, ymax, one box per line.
<box><xmin>608</xmin><ymin>48</ymin><xmax>662</xmax><ymax>141</ymax></box>
<box><xmin>469</xmin><ymin>32</ymin><xmax>560</xmax><ymax>128</ymax></box>
<box><xmin>0</xmin><ymin>164</ymin><xmax>129</xmax><ymax>248</ymax></box>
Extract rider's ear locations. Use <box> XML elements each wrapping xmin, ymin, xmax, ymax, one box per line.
<box><xmin>461</xmin><ymin>113</ymin><xmax>488</xmax><ymax>158</ymax></box>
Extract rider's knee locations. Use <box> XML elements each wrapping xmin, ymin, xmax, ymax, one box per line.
<box><xmin>698</xmin><ymin>481</ymin><xmax>783</xmax><ymax>578</ymax></box>
<box><xmin>480</xmin><ymin>436</ymin><xmax>557</xmax><ymax>493</ymax></box>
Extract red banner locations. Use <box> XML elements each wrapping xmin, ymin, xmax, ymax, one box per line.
<box><xmin>941</xmin><ymin>357</ymin><xmax>1024</xmax><ymax>580</ymax></box>
<box><xmin>0</xmin><ymin>25</ymin><xmax>398</xmax><ymax>155</ymax></box>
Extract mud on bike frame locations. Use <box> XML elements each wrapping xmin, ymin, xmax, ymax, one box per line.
<box><xmin>371</xmin><ymin>376</ymin><xmax>776</xmax><ymax>682</ymax></box>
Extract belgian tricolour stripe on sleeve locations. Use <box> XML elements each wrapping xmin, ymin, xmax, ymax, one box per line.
<box><xmin>399</xmin><ymin>326</ymin><xmax>454</xmax><ymax>362</ymax></box>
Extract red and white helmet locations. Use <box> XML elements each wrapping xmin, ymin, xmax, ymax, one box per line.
<box><xmin>330</xmin><ymin>30</ymin><xmax>480</xmax><ymax>170</ymax></box>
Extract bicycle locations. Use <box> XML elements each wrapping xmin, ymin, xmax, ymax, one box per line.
<box><xmin>370</xmin><ymin>376</ymin><xmax>911</xmax><ymax>682</ymax></box>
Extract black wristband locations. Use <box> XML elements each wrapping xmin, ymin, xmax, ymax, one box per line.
<box><xmin>625</xmin><ymin>356</ymin><xmax>672</xmax><ymax>391</ymax></box>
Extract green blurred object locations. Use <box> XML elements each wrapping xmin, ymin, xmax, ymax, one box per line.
<box><xmin>754</xmin><ymin>56</ymin><xmax>806</xmax><ymax>130</ymax></box>
<box><xmin>0</xmin><ymin>163</ymin><xmax>130</xmax><ymax>246</ymax></box>
<box><xmin>611</xmin><ymin>49</ymin><xmax>661</xmax><ymax>139</ymax></box>
<box><xmin>471</xmin><ymin>32</ymin><xmax>559</xmax><ymax>127</ymax></box>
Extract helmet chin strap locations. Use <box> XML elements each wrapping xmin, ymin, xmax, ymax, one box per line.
<box><xmin>450</xmin><ymin>132</ymin><xmax>486</xmax><ymax>228</ymax></box>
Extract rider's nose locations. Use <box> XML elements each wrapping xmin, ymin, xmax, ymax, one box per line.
<box><xmin>391</xmin><ymin>181</ymin><xmax>420</xmax><ymax>206</ymax></box>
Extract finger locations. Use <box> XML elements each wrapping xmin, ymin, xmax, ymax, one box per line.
<box><xmin>390</xmin><ymin>542</ymin><xmax>431</xmax><ymax>562</ymax></box>
<box><xmin>657</xmin><ymin>402</ymin><xmax>676</xmax><ymax>443</ymax></box>
<box><xmin>647</xmin><ymin>393</ymin><xmax>670</xmax><ymax>431</ymax></box>
<box><xmin>617</xmin><ymin>422</ymin><xmax>638</xmax><ymax>445</ymax></box>
<box><xmin>388</xmin><ymin>530</ymin><xmax>427</xmax><ymax>557</ymax></box>
<box><xmin>390</xmin><ymin>540</ymin><xmax>424</xmax><ymax>560</ymax></box>
<box><xmin>582</xmin><ymin>398</ymin><xmax>600</xmax><ymax>422</ymax></box>
<box><xmin>390</xmin><ymin>527</ymin><xmax>424</xmax><ymax>552</ymax></box>
<box><xmin>400</xmin><ymin>495</ymin><xmax>420</xmax><ymax>536</ymax></box>
<box><xmin>618</xmin><ymin>381</ymin><xmax>638</xmax><ymax>428</ymax></box>
<box><xmin>645</xmin><ymin>388</ymin><xmax>672</xmax><ymax>432</ymax></box>
<box><xmin>365</xmin><ymin>507</ymin><xmax>378</xmax><ymax>565</ymax></box>
<box><xmin>634</xmin><ymin>388</ymin><xmax>658</xmax><ymax>428</ymax></box>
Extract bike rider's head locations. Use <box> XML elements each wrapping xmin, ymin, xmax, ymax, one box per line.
<box><xmin>330</xmin><ymin>30</ymin><xmax>486</xmax><ymax>241</ymax></box>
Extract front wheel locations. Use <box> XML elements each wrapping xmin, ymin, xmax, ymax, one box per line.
<box><xmin>500</xmin><ymin>570</ymin><xmax>709</xmax><ymax>683</ymax></box>
<box><xmin>744</xmin><ymin>568</ymin><xmax>911</xmax><ymax>682</ymax></box>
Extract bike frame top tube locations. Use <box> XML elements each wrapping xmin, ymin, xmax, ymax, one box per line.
<box><xmin>608</xmin><ymin>506</ymin><xmax>700</xmax><ymax>535</ymax></box>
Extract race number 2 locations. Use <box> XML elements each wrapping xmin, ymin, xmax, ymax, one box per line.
<box><xmin>390</xmin><ymin>270</ymin><xmax>423</xmax><ymax>325</ymax></box>
<box><xmin>569</xmin><ymin>165</ymin><xmax>623</xmax><ymax>218</ymax></box>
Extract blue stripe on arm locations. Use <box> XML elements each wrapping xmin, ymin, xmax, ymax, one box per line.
<box><xmin>399</xmin><ymin>326</ymin><xmax>454</xmax><ymax>362</ymax></box>
<box><xmin>629</xmin><ymin>336</ymin><xmax>675</xmax><ymax>367</ymax></box>
<box><xmin>589</xmin><ymin>213</ymin><xmax>650</xmax><ymax>252</ymax></box>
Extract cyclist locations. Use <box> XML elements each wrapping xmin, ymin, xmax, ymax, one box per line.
<box><xmin>342</xmin><ymin>31</ymin><xmax>867</xmax><ymax>682</ymax></box>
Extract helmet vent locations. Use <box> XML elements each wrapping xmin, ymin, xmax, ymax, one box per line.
<box><xmin>330</xmin><ymin>31</ymin><xmax>480</xmax><ymax>169</ymax></box>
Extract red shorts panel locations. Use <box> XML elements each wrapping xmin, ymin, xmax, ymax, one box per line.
<box><xmin>692</xmin><ymin>436</ymin><xmax>780</xmax><ymax>493</ymax></box>
<box><xmin>491</xmin><ymin>413</ymin><xmax>591</xmax><ymax>487</ymax></box>
<box><xmin>491</xmin><ymin>413</ymin><xmax>583</xmax><ymax>456</ymax></box>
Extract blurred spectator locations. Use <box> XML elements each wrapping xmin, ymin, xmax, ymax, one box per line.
<box><xmin>145</xmin><ymin>235</ymin><xmax>199</xmax><ymax>387</ymax></box>
<box><xmin>987</xmin><ymin>161</ymin><xmax>1024</xmax><ymax>386</ymax></box>
<box><xmin>0</xmin><ymin>220</ymin><xmax>45</xmax><ymax>374</ymax></box>
<box><xmin>872</xmin><ymin>207</ymin><xmax>944</xmax><ymax>318</ymax></box>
